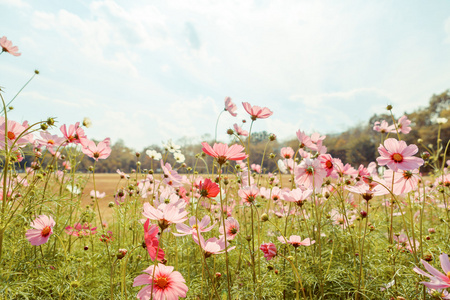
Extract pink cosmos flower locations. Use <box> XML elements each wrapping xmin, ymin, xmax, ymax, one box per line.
<box><xmin>333</xmin><ymin>158</ymin><xmax>358</xmax><ymax>177</ymax></box>
<box><xmin>251</xmin><ymin>163</ymin><xmax>262</xmax><ymax>173</ymax></box>
<box><xmin>219</xmin><ymin>217</ymin><xmax>240</xmax><ymax>240</ymax></box>
<box><xmin>143</xmin><ymin>219</ymin><xmax>165</xmax><ymax>261</ymax></box>
<box><xmin>224</xmin><ymin>97</ymin><xmax>237</xmax><ymax>117</ymax></box>
<box><xmin>282</xmin><ymin>188</ymin><xmax>313</xmax><ymax>205</ymax></box>
<box><xmin>238</xmin><ymin>185</ymin><xmax>259</xmax><ymax>205</ymax></box>
<box><xmin>277</xmin><ymin>235</ymin><xmax>315</xmax><ymax>247</ymax></box>
<box><xmin>90</xmin><ymin>190</ymin><xmax>106</xmax><ymax>198</ymax></box>
<box><xmin>318</xmin><ymin>154</ymin><xmax>337</xmax><ymax>178</ymax></box>
<box><xmin>173</xmin><ymin>215</ymin><xmax>215</xmax><ymax>237</ymax></box>
<box><xmin>35</xmin><ymin>132</ymin><xmax>66</xmax><ymax>151</ymax></box>
<box><xmin>296</xmin><ymin>130</ymin><xmax>314</xmax><ymax>149</ymax></box>
<box><xmin>346</xmin><ymin>183</ymin><xmax>388</xmax><ymax>200</ymax></box>
<box><xmin>397</xmin><ymin>115</ymin><xmax>411</xmax><ymax>134</ymax></box>
<box><xmin>0</xmin><ymin>36</ymin><xmax>21</xmax><ymax>56</ymax></box>
<box><xmin>242</xmin><ymin>102</ymin><xmax>273</xmax><ymax>120</ymax></box>
<box><xmin>160</xmin><ymin>161</ymin><xmax>184</xmax><ymax>187</ymax></box>
<box><xmin>143</xmin><ymin>202</ymin><xmax>188</xmax><ymax>230</ymax></box>
<box><xmin>65</xmin><ymin>222</ymin><xmax>97</xmax><ymax>237</ymax></box>
<box><xmin>133</xmin><ymin>263</ymin><xmax>188</xmax><ymax>300</ymax></box>
<box><xmin>383</xmin><ymin>169</ymin><xmax>420</xmax><ymax>195</ymax></box>
<box><xmin>260</xmin><ymin>243</ymin><xmax>277</xmax><ymax>261</ymax></box>
<box><xmin>197</xmin><ymin>178</ymin><xmax>220</xmax><ymax>198</ymax></box>
<box><xmin>233</xmin><ymin>123</ymin><xmax>248</xmax><ymax>136</ymax></box>
<box><xmin>81</xmin><ymin>138</ymin><xmax>111</xmax><ymax>161</ymax></box>
<box><xmin>26</xmin><ymin>215</ymin><xmax>56</xmax><ymax>246</ymax></box>
<box><xmin>373</xmin><ymin>120</ymin><xmax>395</xmax><ymax>133</ymax></box>
<box><xmin>193</xmin><ymin>232</ymin><xmax>236</xmax><ymax>257</ymax></box>
<box><xmin>280</xmin><ymin>147</ymin><xmax>294</xmax><ymax>159</ymax></box>
<box><xmin>294</xmin><ymin>158</ymin><xmax>327</xmax><ymax>190</ymax></box>
<box><xmin>60</xmin><ymin>122</ymin><xmax>86</xmax><ymax>144</ymax></box>
<box><xmin>116</xmin><ymin>169</ymin><xmax>130</xmax><ymax>179</ymax></box>
<box><xmin>0</xmin><ymin>119</ymin><xmax>33</xmax><ymax>150</ymax></box>
<box><xmin>201</xmin><ymin>142</ymin><xmax>248</xmax><ymax>165</ymax></box>
<box><xmin>377</xmin><ymin>138</ymin><xmax>424</xmax><ymax>172</ymax></box>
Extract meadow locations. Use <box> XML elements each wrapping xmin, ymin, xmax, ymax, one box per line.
<box><xmin>1</xmin><ymin>35</ymin><xmax>450</xmax><ymax>300</ymax></box>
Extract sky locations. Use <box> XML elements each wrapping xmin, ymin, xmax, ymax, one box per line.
<box><xmin>1</xmin><ymin>0</ymin><xmax>450</xmax><ymax>150</ymax></box>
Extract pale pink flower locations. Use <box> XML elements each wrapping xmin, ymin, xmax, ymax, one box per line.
<box><xmin>373</xmin><ymin>120</ymin><xmax>395</xmax><ymax>133</ymax></box>
<box><xmin>377</xmin><ymin>138</ymin><xmax>424</xmax><ymax>171</ymax></box>
<box><xmin>346</xmin><ymin>183</ymin><xmax>388</xmax><ymax>200</ymax></box>
<box><xmin>143</xmin><ymin>202</ymin><xmax>188</xmax><ymax>230</ymax></box>
<box><xmin>260</xmin><ymin>243</ymin><xmax>277</xmax><ymax>261</ymax></box>
<box><xmin>233</xmin><ymin>123</ymin><xmax>248</xmax><ymax>136</ymax></box>
<box><xmin>383</xmin><ymin>169</ymin><xmax>420</xmax><ymax>195</ymax></box>
<box><xmin>90</xmin><ymin>190</ymin><xmax>106</xmax><ymax>199</ymax></box>
<box><xmin>201</xmin><ymin>142</ymin><xmax>248</xmax><ymax>165</ymax></box>
<box><xmin>238</xmin><ymin>185</ymin><xmax>259</xmax><ymax>205</ymax></box>
<box><xmin>133</xmin><ymin>263</ymin><xmax>188</xmax><ymax>300</ymax></box>
<box><xmin>26</xmin><ymin>215</ymin><xmax>55</xmax><ymax>246</ymax></box>
<box><xmin>282</xmin><ymin>188</ymin><xmax>313</xmax><ymax>205</ymax></box>
<box><xmin>296</xmin><ymin>130</ymin><xmax>314</xmax><ymax>149</ymax></box>
<box><xmin>224</xmin><ymin>97</ymin><xmax>237</xmax><ymax>117</ymax></box>
<box><xmin>333</xmin><ymin>158</ymin><xmax>358</xmax><ymax>177</ymax></box>
<box><xmin>280</xmin><ymin>147</ymin><xmax>294</xmax><ymax>159</ymax></box>
<box><xmin>277</xmin><ymin>235</ymin><xmax>315</xmax><ymax>247</ymax></box>
<box><xmin>160</xmin><ymin>161</ymin><xmax>183</xmax><ymax>187</ymax></box>
<box><xmin>397</xmin><ymin>115</ymin><xmax>411</xmax><ymax>134</ymax></box>
<box><xmin>116</xmin><ymin>169</ymin><xmax>130</xmax><ymax>179</ymax></box>
<box><xmin>81</xmin><ymin>138</ymin><xmax>111</xmax><ymax>161</ymax></box>
<box><xmin>310</xmin><ymin>132</ymin><xmax>326</xmax><ymax>144</ymax></box>
<box><xmin>0</xmin><ymin>119</ymin><xmax>33</xmax><ymax>150</ymax></box>
<box><xmin>219</xmin><ymin>217</ymin><xmax>240</xmax><ymax>240</ymax></box>
<box><xmin>0</xmin><ymin>36</ymin><xmax>21</xmax><ymax>56</ymax></box>
<box><xmin>251</xmin><ymin>163</ymin><xmax>261</xmax><ymax>173</ymax></box>
<box><xmin>35</xmin><ymin>132</ymin><xmax>66</xmax><ymax>151</ymax></box>
<box><xmin>294</xmin><ymin>158</ymin><xmax>327</xmax><ymax>190</ymax></box>
<box><xmin>242</xmin><ymin>102</ymin><xmax>273</xmax><ymax>120</ymax></box>
<box><xmin>193</xmin><ymin>232</ymin><xmax>235</xmax><ymax>257</ymax></box>
<box><xmin>173</xmin><ymin>216</ymin><xmax>215</xmax><ymax>237</ymax></box>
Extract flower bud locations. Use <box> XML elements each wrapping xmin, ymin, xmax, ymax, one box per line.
<box><xmin>261</xmin><ymin>213</ymin><xmax>269</xmax><ymax>222</ymax></box>
<box><xmin>386</xmin><ymin>105</ymin><xmax>393</xmax><ymax>110</ymax></box>
<box><xmin>40</xmin><ymin>123</ymin><xmax>49</xmax><ymax>130</ymax></box>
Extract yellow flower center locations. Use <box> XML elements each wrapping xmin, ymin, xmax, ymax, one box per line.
<box><xmin>41</xmin><ymin>226</ymin><xmax>51</xmax><ymax>237</ymax></box>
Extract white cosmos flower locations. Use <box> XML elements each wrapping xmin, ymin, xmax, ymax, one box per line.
<box><xmin>436</xmin><ymin>117</ymin><xmax>448</xmax><ymax>125</ymax></box>
<box><xmin>146</xmin><ymin>149</ymin><xmax>162</xmax><ymax>160</ymax></box>
<box><xmin>174</xmin><ymin>152</ymin><xmax>185</xmax><ymax>163</ymax></box>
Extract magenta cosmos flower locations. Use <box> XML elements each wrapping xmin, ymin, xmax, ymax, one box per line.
<box><xmin>413</xmin><ymin>253</ymin><xmax>450</xmax><ymax>289</ymax></box>
<box><xmin>376</xmin><ymin>138</ymin><xmax>424</xmax><ymax>172</ymax></box>
<box><xmin>201</xmin><ymin>142</ymin><xmax>248</xmax><ymax>165</ymax></box>
<box><xmin>143</xmin><ymin>219</ymin><xmax>165</xmax><ymax>261</ymax></box>
<box><xmin>242</xmin><ymin>102</ymin><xmax>273</xmax><ymax>120</ymax></box>
<box><xmin>133</xmin><ymin>263</ymin><xmax>188</xmax><ymax>300</ymax></box>
<box><xmin>224</xmin><ymin>97</ymin><xmax>237</xmax><ymax>117</ymax></box>
<box><xmin>0</xmin><ymin>36</ymin><xmax>21</xmax><ymax>56</ymax></box>
<box><xmin>26</xmin><ymin>215</ymin><xmax>56</xmax><ymax>246</ymax></box>
<box><xmin>260</xmin><ymin>243</ymin><xmax>277</xmax><ymax>261</ymax></box>
<box><xmin>81</xmin><ymin>138</ymin><xmax>111</xmax><ymax>161</ymax></box>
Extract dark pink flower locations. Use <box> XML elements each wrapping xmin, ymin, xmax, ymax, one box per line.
<box><xmin>242</xmin><ymin>102</ymin><xmax>273</xmax><ymax>120</ymax></box>
<box><xmin>260</xmin><ymin>243</ymin><xmax>277</xmax><ymax>261</ymax></box>
<box><xmin>376</xmin><ymin>138</ymin><xmax>424</xmax><ymax>172</ymax></box>
<box><xmin>143</xmin><ymin>219</ymin><xmax>165</xmax><ymax>261</ymax></box>
<box><xmin>201</xmin><ymin>142</ymin><xmax>248</xmax><ymax>165</ymax></box>
<box><xmin>0</xmin><ymin>36</ymin><xmax>21</xmax><ymax>56</ymax></box>
<box><xmin>133</xmin><ymin>263</ymin><xmax>188</xmax><ymax>300</ymax></box>
<box><xmin>26</xmin><ymin>215</ymin><xmax>55</xmax><ymax>246</ymax></box>
<box><xmin>224</xmin><ymin>97</ymin><xmax>237</xmax><ymax>117</ymax></box>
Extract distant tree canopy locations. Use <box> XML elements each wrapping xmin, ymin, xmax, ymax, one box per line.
<box><xmin>17</xmin><ymin>90</ymin><xmax>450</xmax><ymax>173</ymax></box>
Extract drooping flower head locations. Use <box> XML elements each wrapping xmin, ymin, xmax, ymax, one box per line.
<box><xmin>26</xmin><ymin>215</ymin><xmax>56</xmax><ymax>246</ymax></box>
<box><xmin>242</xmin><ymin>102</ymin><xmax>273</xmax><ymax>120</ymax></box>
<box><xmin>260</xmin><ymin>243</ymin><xmax>277</xmax><ymax>261</ymax></box>
<box><xmin>201</xmin><ymin>142</ymin><xmax>248</xmax><ymax>165</ymax></box>
<box><xmin>376</xmin><ymin>138</ymin><xmax>424</xmax><ymax>172</ymax></box>
<box><xmin>133</xmin><ymin>263</ymin><xmax>188</xmax><ymax>300</ymax></box>
<box><xmin>0</xmin><ymin>36</ymin><xmax>21</xmax><ymax>56</ymax></box>
<box><xmin>224</xmin><ymin>97</ymin><xmax>237</xmax><ymax>117</ymax></box>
